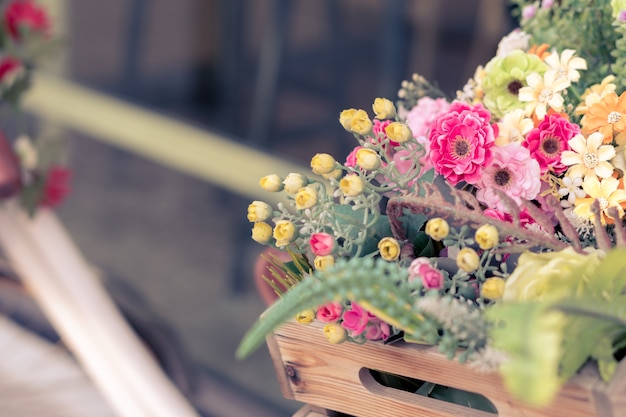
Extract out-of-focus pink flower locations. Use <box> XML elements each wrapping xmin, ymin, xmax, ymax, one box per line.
<box><xmin>483</xmin><ymin>208</ymin><xmax>513</xmax><ymax>223</ymax></box>
<box><xmin>309</xmin><ymin>232</ymin><xmax>335</xmax><ymax>256</ymax></box>
<box><xmin>428</xmin><ymin>101</ymin><xmax>496</xmax><ymax>185</ymax></box>
<box><xmin>364</xmin><ymin>319</ymin><xmax>390</xmax><ymax>341</ymax></box>
<box><xmin>4</xmin><ymin>0</ymin><xmax>50</xmax><ymax>40</ymax></box>
<box><xmin>523</xmin><ymin>113</ymin><xmax>577</xmax><ymax>174</ymax></box>
<box><xmin>522</xmin><ymin>4</ymin><xmax>537</xmax><ymax>20</ymax></box>
<box><xmin>0</xmin><ymin>56</ymin><xmax>22</xmax><ymax>84</ymax></box>
<box><xmin>476</xmin><ymin>143</ymin><xmax>541</xmax><ymax>212</ymax></box>
<box><xmin>345</xmin><ymin>146</ymin><xmax>361</xmax><ymax>167</ymax></box>
<box><xmin>408</xmin><ymin>257</ymin><xmax>443</xmax><ymax>290</ymax></box>
<box><xmin>39</xmin><ymin>166</ymin><xmax>71</xmax><ymax>208</ymax></box>
<box><xmin>405</xmin><ymin>97</ymin><xmax>450</xmax><ymax>138</ymax></box>
<box><xmin>341</xmin><ymin>302</ymin><xmax>370</xmax><ymax>336</ymax></box>
<box><xmin>316</xmin><ymin>302</ymin><xmax>343</xmax><ymax>322</ymax></box>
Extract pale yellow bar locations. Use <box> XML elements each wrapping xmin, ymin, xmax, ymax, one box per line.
<box><xmin>22</xmin><ymin>73</ymin><xmax>308</xmax><ymax>203</ymax></box>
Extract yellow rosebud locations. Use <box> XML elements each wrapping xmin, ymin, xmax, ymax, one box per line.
<box><xmin>251</xmin><ymin>222</ymin><xmax>273</xmax><ymax>244</ymax></box>
<box><xmin>457</xmin><ymin>247</ymin><xmax>480</xmax><ymax>273</ymax></box>
<box><xmin>339</xmin><ymin>174</ymin><xmax>365</xmax><ymax>197</ymax></box>
<box><xmin>356</xmin><ymin>148</ymin><xmax>381</xmax><ymax>170</ymax></box>
<box><xmin>425</xmin><ymin>218</ymin><xmax>450</xmax><ymax>241</ymax></box>
<box><xmin>348</xmin><ymin>109</ymin><xmax>373</xmax><ymax>136</ymax></box>
<box><xmin>322</xmin><ymin>168</ymin><xmax>343</xmax><ymax>181</ymax></box>
<box><xmin>323</xmin><ymin>323</ymin><xmax>347</xmax><ymax>344</ymax></box>
<box><xmin>339</xmin><ymin>108</ymin><xmax>358</xmax><ymax>130</ymax></box>
<box><xmin>481</xmin><ymin>277</ymin><xmax>506</xmax><ymax>299</ymax></box>
<box><xmin>378</xmin><ymin>237</ymin><xmax>401</xmax><ymax>261</ymax></box>
<box><xmin>295</xmin><ymin>185</ymin><xmax>318</xmax><ymax>210</ymax></box>
<box><xmin>247</xmin><ymin>201</ymin><xmax>272</xmax><ymax>222</ymax></box>
<box><xmin>475</xmin><ymin>224</ymin><xmax>499</xmax><ymax>250</ymax></box>
<box><xmin>311</xmin><ymin>153</ymin><xmax>337</xmax><ymax>175</ymax></box>
<box><xmin>283</xmin><ymin>173</ymin><xmax>308</xmax><ymax>194</ymax></box>
<box><xmin>295</xmin><ymin>309</ymin><xmax>315</xmax><ymax>324</ymax></box>
<box><xmin>372</xmin><ymin>97</ymin><xmax>396</xmax><ymax>119</ymax></box>
<box><xmin>259</xmin><ymin>174</ymin><xmax>283</xmax><ymax>192</ymax></box>
<box><xmin>314</xmin><ymin>255</ymin><xmax>335</xmax><ymax>271</ymax></box>
<box><xmin>273</xmin><ymin>220</ymin><xmax>297</xmax><ymax>247</ymax></box>
<box><xmin>385</xmin><ymin>122</ymin><xmax>413</xmax><ymax>143</ymax></box>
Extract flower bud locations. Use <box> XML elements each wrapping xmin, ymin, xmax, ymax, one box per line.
<box><xmin>283</xmin><ymin>173</ymin><xmax>308</xmax><ymax>194</ymax></box>
<box><xmin>259</xmin><ymin>174</ymin><xmax>283</xmax><ymax>192</ymax></box>
<box><xmin>295</xmin><ymin>186</ymin><xmax>318</xmax><ymax>210</ymax></box>
<box><xmin>339</xmin><ymin>174</ymin><xmax>365</xmax><ymax>197</ymax></box>
<box><xmin>356</xmin><ymin>148</ymin><xmax>381</xmax><ymax>170</ymax></box>
<box><xmin>311</xmin><ymin>153</ymin><xmax>337</xmax><ymax>175</ymax></box>
<box><xmin>323</xmin><ymin>323</ymin><xmax>348</xmax><ymax>344</ymax></box>
<box><xmin>481</xmin><ymin>277</ymin><xmax>505</xmax><ymax>299</ymax></box>
<box><xmin>314</xmin><ymin>255</ymin><xmax>335</xmax><ymax>271</ymax></box>
<box><xmin>310</xmin><ymin>232</ymin><xmax>335</xmax><ymax>256</ymax></box>
<box><xmin>378</xmin><ymin>237</ymin><xmax>401</xmax><ymax>261</ymax></box>
<box><xmin>372</xmin><ymin>97</ymin><xmax>396</xmax><ymax>119</ymax></box>
<box><xmin>247</xmin><ymin>201</ymin><xmax>272</xmax><ymax>222</ymax></box>
<box><xmin>457</xmin><ymin>247</ymin><xmax>480</xmax><ymax>273</ymax></box>
<box><xmin>339</xmin><ymin>108</ymin><xmax>358</xmax><ymax>130</ymax></box>
<box><xmin>295</xmin><ymin>309</ymin><xmax>315</xmax><ymax>324</ymax></box>
<box><xmin>273</xmin><ymin>220</ymin><xmax>297</xmax><ymax>247</ymax></box>
<box><xmin>322</xmin><ymin>167</ymin><xmax>343</xmax><ymax>181</ymax></box>
<box><xmin>425</xmin><ymin>218</ymin><xmax>450</xmax><ymax>241</ymax></box>
<box><xmin>384</xmin><ymin>122</ymin><xmax>413</xmax><ymax>143</ymax></box>
<box><xmin>251</xmin><ymin>222</ymin><xmax>273</xmax><ymax>244</ymax></box>
<box><xmin>475</xmin><ymin>224</ymin><xmax>499</xmax><ymax>250</ymax></box>
<box><xmin>348</xmin><ymin>109</ymin><xmax>373</xmax><ymax>136</ymax></box>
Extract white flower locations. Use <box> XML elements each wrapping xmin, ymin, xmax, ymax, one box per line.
<box><xmin>561</xmin><ymin>132</ymin><xmax>616</xmax><ymax>180</ymax></box>
<box><xmin>14</xmin><ymin>135</ymin><xmax>38</xmax><ymax>170</ymax></box>
<box><xmin>496</xmin><ymin>29</ymin><xmax>531</xmax><ymax>57</ymax></box>
<box><xmin>495</xmin><ymin>108</ymin><xmax>534</xmax><ymax>146</ymax></box>
<box><xmin>544</xmin><ymin>49</ymin><xmax>587</xmax><ymax>82</ymax></box>
<box><xmin>519</xmin><ymin>70</ymin><xmax>571</xmax><ymax>119</ymax></box>
<box><xmin>558</xmin><ymin>175</ymin><xmax>585</xmax><ymax>207</ymax></box>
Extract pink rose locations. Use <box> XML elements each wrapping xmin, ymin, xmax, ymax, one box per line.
<box><xmin>309</xmin><ymin>232</ymin><xmax>335</xmax><ymax>256</ymax></box>
<box><xmin>4</xmin><ymin>0</ymin><xmax>50</xmax><ymax>40</ymax></box>
<box><xmin>364</xmin><ymin>319</ymin><xmax>391</xmax><ymax>341</ymax></box>
<box><xmin>408</xmin><ymin>257</ymin><xmax>443</xmax><ymax>290</ymax></box>
<box><xmin>341</xmin><ymin>302</ymin><xmax>370</xmax><ymax>336</ymax></box>
<box><xmin>345</xmin><ymin>146</ymin><xmax>361</xmax><ymax>167</ymax></box>
<box><xmin>316</xmin><ymin>302</ymin><xmax>343</xmax><ymax>322</ymax></box>
<box><xmin>428</xmin><ymin>101</ymin><xmax>496</xmax><ymax>185</ymax></box>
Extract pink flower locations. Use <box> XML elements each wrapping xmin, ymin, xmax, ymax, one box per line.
<box><xmin>364</xmin><ymin>319</ymin><xmax>390</xmax><ymax>341</ymax></box>
<box><xmin>476</xmin><ymin>143</ymin><xmax>541</xmax><ymax>212</ymax></box>
<box><xmin>483</xmin><ymin>208</ymin><xmax>513</xmax><ymax>223</ymax></box>
<box><xmin>341</xmin><ymin>302</ymin><xmax>370</xmax><ymax>336</ymax></box>
<box><xmin>428</xmin><ymin>101</ymin><xmax>496</xmax><ymax>185</ymax></box>
<box><xmin>309</xmin><ymin>232</ymin><xmax>335</xmax><ymax>256</ymax></box>
<box><xmin>523</xmin><ymin>113</ymin><xmax>577</xmax><ymax>174</ymax></box>
<box><xmin>316</xmin><ymin>302</ymin><xmax>343</xmax><ymax>322</ymax></box>
<box><xmin>0</xmin><ymin>56</ymin><xmax>21</xmax><ymax>84</ymax></box>
<box><xmin>4</xmin><ymin>0</ymin><xmax>49</xmax><ymax>40</ymax></box>
<box><xmin>345</xmin><ymin>146</ymin><xmax>361</xmax><ymax>167</ymax></box>
<box><xmin>408</xmin><ymin>257</ymin><xmax>443</xmax><ymax>290</ymax></box>
<box><xmin>405</xmin><ymin>97</ymin><xmax>450</xmax><ymax>138</ymax></box>
<box><xmin>39</xmin><ymin>166</ymin><xmax>71</xmax><ymax>208</ymax></box>
<box><xmin>372</xmin><ymin>119</ymin><xmax>396</xmax><ymax>146</ymax></box>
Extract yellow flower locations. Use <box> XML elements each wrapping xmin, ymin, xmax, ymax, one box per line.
<box><xmin>575</xmin><ymin>75</ymin><xmax>617</xmax><ymax>116</ymax></box>
<box><xmin>323</xmin><ymin>323</ymin><xmax>347</xmax><ymax>344</ymax></box>
<box><xmin>251</xmin><ymin>222</ymin><xmax>273</xmax><ymax>244</ymax></box>
<box><xmin>247</xmin><ymin>201</ymin><xmax>272</xmax><ymax>222</ymax></box>
<box><xmin>295</xmin><ymin>186</ymin><xmax>318</xmax><ymax>210</ymax></box>
<box><xmin>519</xmin><ymin>70</ymin><xmax>570</xmax><ymax>120</ymax></box>
<box><xmin>356</xmin><ymin>148</ymin><xmax>381</xmax><ymax>170</ymax></box>
<box><xmin>273</xmin><ymin>220</ymin><xmax>296</xmax><ymax>247</ymax></box>
<box><xmin>495</xmin><ymin>109</ymin><xmax>534</xmax><ymax>146</ymax></box>
<box><xmin>339</xmin><ymin>174</ymin><xmax>364</xmax><ymax>197</ymax></box>
<box><xmin>259</xmin><ymin>174</ymin><xmax>283</xmax><ymax>192</ymax></box>
<box><xmin>503</xmin><ymin>248</ymin><xmax>602</xmax><ymax>302</ymax></box>
<box><xmin>573</xmin><ymin>176</ymin><xmax>626</xmax><ymax>224</ymax></box>
<box><xmin>347</xmin><ymin>109</ymin><xmax>373</xmax><ymax>136</ymax></box>
<box><xmin>481</xmin><ymin>277</ymin><xmax>505</xmax><ymax>299</ymax></box>
<box><xmin>322</xmin><ymin>168</ymin><xmax>343</xmax><ymax>181</ymax></box>
<box><xmin>425</xmin><ymin>218</ymin><xmax>449</xmax><ymax>241</ymax></box>
<box><xmin>339</xmin><ymin>108</ymin><xmax>358</xmax><ymax>130</ymax></box>
<box><xmin>378</xmin><ymin>237</ymin><xmax>401</xmax><ymax>261</ymax></box>
<box><xmin>372</xmin><ymin>97</ymin><xmax>396</xmax><ymax>119</ymax></box>
<box><xmin>283</xmin><ymin>173</ymin><xmax>308</xmax><ymax>194</ymax></box>
<box><xmin>384</xmin><ymin>122</ymin><xmax>413</xmax><ymax>143</ymax></box>
<box><xmin>457</xmin><ymin>247</ymin><xmax>480</xmax><ymax>273</ymax></box>
<box><xmin>561</xmin><ymin>132</ymin><xmax>615</xmax><ymax>180</ymax></box>
<box><xmin>314</xmin><ymin>255</ymin><xmax>335</xmax><ymax>271</ymax></box>
<box><xmin>475</xmin><ymin>224</ymin><xmax>499</xmax><ymax>250</ymax></box>
<box><xmin>295</xmin><ymin>309</ymin><xmax>315</xmax><ymax>324</ymax></box>
<box><xmin>311</xmin><ymin>153</ymin><xmax>337</xmax><ymax>175</ymax></box>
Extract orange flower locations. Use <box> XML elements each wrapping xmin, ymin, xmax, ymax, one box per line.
<box><xmin>528</xmin><ymin>43</ymin><xmax>550</xmax><ymax>59</ymax></box>
<box><xmin>581</xmin><ymin>92</ymin><xmax>626</xmax><ymax>143</ymax></box>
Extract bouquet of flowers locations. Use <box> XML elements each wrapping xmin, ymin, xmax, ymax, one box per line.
<box><xmin>238</xmin><ymin>0</ymin><xmax>626</xmax><ymax>407</ymax></box>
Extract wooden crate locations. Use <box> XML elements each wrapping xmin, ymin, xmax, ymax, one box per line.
<box><xmin>267</xmin><ymin>320</ymin><xmax>626</xmax><ymax>417</ymax></box>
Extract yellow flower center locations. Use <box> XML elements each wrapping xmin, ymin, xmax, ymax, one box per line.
<box><xmin>452</xmin><ymin>136</ymin><xmax>471</xmax><ymax>159</ymax></box>
<box><xmin>583</xmin><ymin>152</ymin><xmax>599</xmax><ymax>169</ymax></box>
<box><xmin>597</xmin><ymin>197</ymin><xmax>609</xmax><ymax>210</ymax></box>
<box><xmin>538</xmin><ymin>88</ymin><xmax>553</xmax><ymax>103</ymax></box>
<box><xmin>607</xmin><ymin>111</ymin><xmax>622</xmax><ymax>124</ymax></box>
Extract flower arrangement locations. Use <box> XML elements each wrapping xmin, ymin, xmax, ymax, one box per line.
<box><xmin>238</xmin><ymin>0</ymin><xmax>626</xmax><ymax>409</ymax></box>
<box><xmin>0</xmin><ymin>0</ymin><xmax>70</xmax><ymax>215</ymax></box>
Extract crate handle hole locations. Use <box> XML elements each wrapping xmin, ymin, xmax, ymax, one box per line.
<box><xmin>360</xmin><ymin>368</ymin><xmax>498</xmax><ymax>415</ymax></box>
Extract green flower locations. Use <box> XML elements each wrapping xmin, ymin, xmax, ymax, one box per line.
<box><xmin>481</xmin><ymin>50</ymin><xmax>548</xmax><ymax>118</ymax></box>
<box><xmin>611</xmin><ymin>0</ymin><xmax>626</xmax><ymax>19</ymax></box>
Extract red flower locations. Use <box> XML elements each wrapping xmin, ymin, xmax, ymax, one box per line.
<box><xmin>4</xmin><ymin>0</ymin><xmax>49</xmax><ymax>40</ymax></box>
<box><xmin>39</xmin><ymin>166</ymin><xmax>71</xmax><ymax>207</ymax></box>
<box><xmin>0</xmin><ymin>56</ymin><xmax>22</xmax><ymax>83</ymax></box>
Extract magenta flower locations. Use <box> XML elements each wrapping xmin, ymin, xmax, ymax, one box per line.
<box><xmin>4</xmin><ymin>0</ymin><xmax>50</xmax><ymax>40</ymax></box>
<box><xmin>372</xmin><ymin>119</ymin><xmax>396</xmax><ymax>146</ymax></box>
<box><xmin>345</xmin><ymin>146</ymin><xmax>361</xmax><ymax>167</ymax></box>
<box><xmin>483</xmin><ymin>208</ymin><xmax>513</xmax><ymax>223</ymax></box>
<box><xmin>408</xmin><ymin>257</ymin><xmax>443</xmax><ymax>290</ymax></box>
<box><xmin>316</xmin><ymin>302</ymin><xmax>343</xmax><ymax>323</ymax></box>
<box><xmin>309</xmin><ymin>232</ymin><xmax>335</xmax><ymax>256</ymax></box>
<box><xmin>523</xmin><ymin>113</ymin><xmax>577</xmax><ymax>174</ymax></box>
<box><xmin>341</xmin><ymin>302</ymin><xmax>370</xmax><ymax>336</ymax></box>
<box><xmin>428</xmin><ymin>101</ymin><xmax>496</xmax><ymax>185</ymax></box>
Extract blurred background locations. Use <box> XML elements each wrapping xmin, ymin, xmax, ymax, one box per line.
<box><xmin>19</xmin><ymin>0</ymin><xmax>515</xmax><ymax>416</ymax></box>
